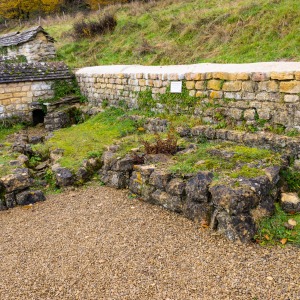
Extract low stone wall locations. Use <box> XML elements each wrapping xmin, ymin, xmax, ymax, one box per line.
<box><xmin>76</xmin><ymin>62</ymin><xmax>300</xmax><ymax>131</ymax></box>
<box><xmin>98</xmin><ymin>148</ymin><xmax>282</xmax><ymax>243</ymax></box>
<box><xmin>0</xmin><ymin>81</ymin><xmax>54</xmax><ymax>119</ymax></box>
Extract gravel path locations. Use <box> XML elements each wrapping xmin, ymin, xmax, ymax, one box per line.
<box><xmin>0</xmin><ymin>184</ymin><xmax>299</xmax><ymax>300</ymax></box>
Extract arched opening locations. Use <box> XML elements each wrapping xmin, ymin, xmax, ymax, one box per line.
<box><xmin>32</xmin><ymin>109</ymin><xmax>45</xmax><ymax>125</ymax></box>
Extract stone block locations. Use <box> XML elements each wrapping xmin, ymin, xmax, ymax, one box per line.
<box><xmin>251</xmin><ymin>72</ymin><xmax>270</xmax><ymax>81</ymax></box>
<box><xmin>281</xmin><ymin>193</ymin><xmax>300</xmax><ymax>213</ymax></box>
<box><xmin>226</xmin><ymin>108</ymin><xmax>243</xmax><ymax>120</ymax></box>
<box><xmin>196</xmin><ymin>91</ymin><xmax>208</xmax><ymax>98</ymax></box>
<box><xmin>236</xmin><ymin>73</ymin><xmax>250</xmax><ymax>80</ymax></box>
<box><xmin>138</xmin><ymin>79</ymin><xmax>146</xmax><ymax>86</ymax></box>
<box><xmin>0</xmin><ymin>172</ymin><xmax>31</xmax><ymax>193</ymax></box>
<box><xmin>242</xmin><ymin>81</ymin><xmax>256</xmax><ymax>92</ymax></box>
<box><xmin>189</xmin><ymin>90</ymin><xmax>196</xmax><ymax>97</ymax></box>
<box><xmin>256</xmin><ymin>92</ymin><xmax>270</xmax><ymax>101</ymax></box>
<box><xmin>222</xmin><ymin>81</ymin><xmax>242</xmax><ymax>92</ymax></box>
<box><xmin>166</xmin><ymin>178</ymin><xmax>186</xmax><ymax>196</ymax></box>
<box><xmin>270</xmin><ymin>72</ymin><xmax>294</xmax><ymax>80</ymax></box>
<box><xmin>244</xmin><ymin>109</ymin><xmax>256</xmax><ymax>120</ymax></box>
<box><xmin>168</xmin><ymin>74</ymin><xmax>179</xmax><ymax>80</ymax></box>
<box><xmin>151</xmin><ymin>190</ymin><xmax>183</xmax><ymax>212</ymax></box>
<box><xmin>258</xmin><ymin>80</ymin><xmax>279</xmax><ymax>92</ymax></box>
<box><xmin>209</xmin><ymin>91</ymin><xmax>223</xmax><ymax>99</ymax></box>
<box><xmin>183</xmin><ymin>201</ymin><xmax>212</xmax><ymax>223</ymax></box>
<box><xmin>0</xmin><ymin>93</ymin><xmax>12</xmax><ymax>100</ymax></box>
<box><xmin>212</xmin><ymin>72</ymin><xmax>237</xmax><ymax>80</ymax></box>
<box><xmin>149</xmin><ymin>170</ymin><xmax>172</xmax><ymax>190</ymax></box>
<box><xmin>186</xmin><ymin>81</ymin><xmax>195</xmax><ymax>90</ymax></box>
<box><xmin>257</xmin><ymin>108</ymin><xmax>271</xmax><ymax>120</ymax></box>
<box><xmin>195</xmin><ymin>81</ymin><xmax>206</xmax><ymax>90</ymax></box>
<box><xmin>191</xmin><ymin>73</ymin><xmax>206</xmax><ymax>80</ymax></box>
<box><xmin>185</xmin><ymin>172</ymin><xmax>213</xmax><ymax>203</ymax></box>
<box><xmin>207</xmin><ymin>80</ymin><xmax>221</xmax><ymax>90</ymax></box>
<box><xmin>284</xmin><ymin>95</ymin><xmax>299</xmax><ymax>103</ymax></box>
<box><xmin>15</xmin><ymin>190</ymin><xmax>46</xmax><ymax>206</ymax></box>
<box><xmin>280</xmin><ymin>81</ymin><xmax>300</xmax><ymax>93</ymax></box>
<box><xmin>153</xmin><ymin>80</ymin><xmax>163</xmax><ymax>88</ymax></box>
<box><xmin>241</xmin><ymin>92</ymin><xmax>255</xmax><ymax>100</ymax></box>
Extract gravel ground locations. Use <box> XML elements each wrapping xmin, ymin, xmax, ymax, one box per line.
<box><xmin>0</xmin><ymin>183</ymin><xmax>299</xmax><ymax>300</ymax></box>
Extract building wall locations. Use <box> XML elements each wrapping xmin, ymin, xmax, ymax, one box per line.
<box><xmin>76</xmin><ymin>65</ymin><xmax>300</xmax><ymax>131</ymax></box>
<box><xmin>7</xmin><ymin>33</ymin><xmax>56</xmax><ymax>63</ymax></box>
<box><xmin>0</xmin><ymin>81</ymin><xmax>54</xmax><ymax>119</ymax></box>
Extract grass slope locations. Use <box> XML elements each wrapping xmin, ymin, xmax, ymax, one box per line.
<box><xmin>43</xmin><ymin>0</ymin><xmax>300</xmax><ymax>68</ymax></box>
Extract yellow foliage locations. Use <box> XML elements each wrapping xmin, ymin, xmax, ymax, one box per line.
<box><xmin>0</xmin><ymin>0</ymin><xmax>63</xmax><ymax>19</ymax></box>
<box><xmin>85</xmin><ymin>0</ymin><xmax>128</xmax><ymax>10</ymax></box>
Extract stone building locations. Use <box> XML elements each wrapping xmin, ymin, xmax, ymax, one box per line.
<box><xmin>0</xmin><ymin>62</ymin><xmax>73</xmax><ymax>122</ymax></box>
<box><xmin>0</xmin><ymin>26</ymin><xmax>56</xmax><ymax>63</ymax></box>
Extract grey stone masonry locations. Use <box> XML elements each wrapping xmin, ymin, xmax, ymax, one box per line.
<box><xmin>0</xmin><ymin>26</ymin><xmax>56</xmax><ymax>63</ymax></box>
<box><xmin>0</xmin><ymin>62</ymin><xmax>73</xmax><ymax>120</ymax></box>
<box><xmin>76</xmin><ymin>63</ymin><xmax>300</xmax><ymax>131</ymax></box>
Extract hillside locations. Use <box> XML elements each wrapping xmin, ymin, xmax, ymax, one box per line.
<box><xmin>40</xmin><ymin>0</ymin><xmax>300</xmax><ymax>68</ymax></box>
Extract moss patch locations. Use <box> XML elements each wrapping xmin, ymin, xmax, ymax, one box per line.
<box><xmin>169</xmin><ymin>142</ymin><xmax>281</xmax><ymax>179</ymax></box>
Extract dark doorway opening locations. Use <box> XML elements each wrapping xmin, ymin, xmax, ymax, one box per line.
<box><xmin>32</xmin><ymin>109</ymin><xmax>45</xmax><ymax>125</ymax></box>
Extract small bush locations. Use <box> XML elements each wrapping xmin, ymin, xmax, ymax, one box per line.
<box><xmin>73</xmin><ymin>14</ymin><xmax>117</xmax><ymax>38</ymax></box>
<box><xmin>140</xmin><ymin>129</ymin><xmax>178</xmax><ymax>155</ymax></box>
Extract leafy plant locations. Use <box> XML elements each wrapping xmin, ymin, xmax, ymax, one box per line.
<box><xmin>140</xmin><ymin>128</ymin><xmax>178</xmax><ymax>155</ymax></box>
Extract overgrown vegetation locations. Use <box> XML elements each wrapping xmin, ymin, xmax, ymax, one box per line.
<box><xmin>280</xmin><ymin>168</ymin><xmax>300</xmax><ymax>196</ymax></box>
<box><xmin>0</xmin><ymin>124</ymin><xmax>24</xmax><ymax>177</ymax></box>
<box><xmin>38</xmin><ymin>79</ymin><xmax>87</xmax><ymax>109</ymax></box>
<box><xmin>73</xmin><ymin>14</ymin><xmax>117</xmax><ymax>39</ymax></box>
<box><xmin>41</xmin><ymin>107</ymin><xmax>137</xmax><ymax>170</ymax></box>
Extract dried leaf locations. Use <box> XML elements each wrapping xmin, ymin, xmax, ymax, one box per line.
<box><xmin>200</xmin><ymin>220</ymin><xmax>209</xmax><ymax>229</ymax></box>
<box><xmin>280</xmin><ymin>238</ymin><xmax>288</xmax><ymax>245</ymax></box>
<box><xmin>264</xmin><ymin>234</ymin><xmax>270</xmax><ymax>241</ymax></box>
<box><xmin>288</xmin><ymin>219</ymin><xmax>297</xmax><ymax>227</ymax></box>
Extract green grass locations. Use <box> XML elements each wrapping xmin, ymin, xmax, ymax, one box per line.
<box><xmin>0</xmin><ymin>124</ymin><xmax>23</xmax><ymax>143</ymax></box>
<box><xmin>0</xmin><ymin>124</ymin><xmax>24</xmax><ymax>177</ymax></box>
<box><xmin>37</xmin><ymin>0</ymin><xmax>300</xmax><ymax>68</ymax></box>
<box><xmin>256</xmin><ymin>203</ymin><xmax>300</xmax><ymax>246</ymax></box>
<box><xmin>43</xmin><ymin>108</ymin><xmax>137</xmax><ymax>170</ymax></box>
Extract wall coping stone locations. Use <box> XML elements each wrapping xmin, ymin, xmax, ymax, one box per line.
<box><xmin>76</xmin><ymin>62</ymin><xmax>300</xmax><ymax>76</ymax></box>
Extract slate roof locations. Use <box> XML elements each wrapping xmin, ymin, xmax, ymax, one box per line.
<box><xmin>0</xmin><ymin>62</ymin><xmax>73</xmax><ymax>83</ymax></box>
<box><xmin>0</xmin><ymin>26</ymin><xmax>55</xmax><ymax>47</ymax></box>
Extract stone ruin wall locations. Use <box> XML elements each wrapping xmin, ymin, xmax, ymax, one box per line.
<box><xmin>0</xmin><ymin>81</ymin><xmax>54</xmax><ymax>119</ymax></box>
<box><xmin>7</xmin><ymin>33</ymin><xmax>56</xmax><ymax>63</ymax></box>
<box><xmin>76</xmin><ymin>63</ymin><xmax>300</xmax><ymax>131</ymax></box>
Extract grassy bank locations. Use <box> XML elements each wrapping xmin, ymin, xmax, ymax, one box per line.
<box><xmin>37</xmin><ymin>0</ymin><xmax>300</xmax><ymax>68</ymax></box>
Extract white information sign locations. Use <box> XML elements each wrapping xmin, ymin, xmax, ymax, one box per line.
<box><xmin>170</xmin><ymin>81</ymin><xmax>182</xmax><ymax>93</ymax></box>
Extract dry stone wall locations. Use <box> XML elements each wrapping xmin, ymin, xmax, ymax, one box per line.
<box><xmin>76</xmin><ymin>63</ymin><xmax>300</xmax><ymax>131</ymax></box>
